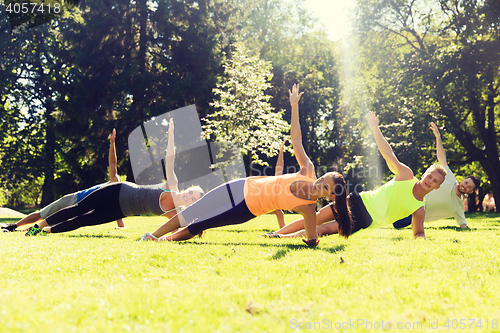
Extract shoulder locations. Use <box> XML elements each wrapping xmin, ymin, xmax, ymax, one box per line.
<box><xmin>297</xmin><ymin>169</ymin><xmax>316</xmax><ymax>181</ymax></box>
<box><xmin>294</xmin><ymin>203</ymin><xmax>317</xmax><ymax>214</ymax></box>
<box><xmin>394</xmin><ymin>166</ymin><xmax>414</xmax><ymax>181</ymax></box>
<box><xmin>413</xmin><ymin>206</ymin><xmax>425</xmax><ymax>216</ymax></box>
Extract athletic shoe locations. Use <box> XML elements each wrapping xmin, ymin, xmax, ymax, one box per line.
<box><xmin>1</xmin><ymin>223</ymin><xmax>17</xmax><ymax>232</ymax></box>
<box><xmin>25</xmin><ymin>224</ymin><xmax>43</xmax><ymax>236</ymax></box>
<box><xmin>261</xmin><ymin>231</ymin><xmax>281</xmax><ymax>238</ymax></box>
<box><xmin>139</xmin><ymin>232</ymin><xmax>158</xmax><ymax>241</ymax></box>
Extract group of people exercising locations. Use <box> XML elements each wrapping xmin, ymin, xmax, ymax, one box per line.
<box><xmin>1</xmin><ymin>84</ymin><xmax>480</xmax><ymax>247</ymax></box>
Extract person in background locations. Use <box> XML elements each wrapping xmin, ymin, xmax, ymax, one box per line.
<box><xmin>1</xmin><ymin>129</ymin><xmax>125</xmax><ymax>232</ymax></box>
<box><xmin>24</xmin><ymin>119</ymin><xmax>204</xmax><ymax>236</ymax></box>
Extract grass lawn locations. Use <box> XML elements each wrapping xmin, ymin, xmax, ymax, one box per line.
<box><xmin>1</xmin><ymin>212</ymin><xmax>499</xmax><ymax>332</ymax></box>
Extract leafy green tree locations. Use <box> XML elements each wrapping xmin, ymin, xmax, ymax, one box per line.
<box><xmin>0</xmin><ymin>20</ymin><xmax>66</xmax><ymax>206</ymax></box>
<box><xmin>203</xmin><ymin>44</ymin><xmax>289</xmax><ymax>172</ymax></box>
<box><xmin>232</xmin><ymin>0</ymin><xmax>344</xmax><ymax>175</ymax></box>
<box><xmin>56</xmin><ymin>0</ymin><xmax>226</xmax><ymax>182</ymax></box>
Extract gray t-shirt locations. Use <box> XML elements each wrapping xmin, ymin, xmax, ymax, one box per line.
<box><xmin>424</xmin><ymin>165</ymin><xmax>466</xmax><ymax>226</ymax></box>
<box><xmin>118</xmin><ymin>182</ymin><xmax>165</xmax><ymax>217</ymax></box>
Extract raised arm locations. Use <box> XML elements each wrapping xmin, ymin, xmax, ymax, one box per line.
<box><xmin>270</xmin><ymin>139</ymin><xmax>287</xmax><ymax>228</ymax></box>
<box><xmin>430</xmin><ymin>122</ymin><xmax>447</xmax><ymax>166</ymax></box>
<box><xmin>165</xmin><ymin>118</ymin><xmax>179</xmax><ymax>192</ymax></box>
<box><xmin>108</xmin><ymin>128</ymin><xmax>119</xmax><ymax>183</ymax></box>
<box><xmin>108</xmin><ymin>129</ymin><xmax>125</xmax><ymax>228</ymax></box>
<box><xmin>289</xmin><ymin>84</ymin><xmax>315</xmax><ymax>179</ymax></box>
<box><xmin>275</xmin><ymin>139</ymin><xmax>286</xmax><ymax>176</ymax></box>
<box><xmin>366</xmin><ymin>111</ymin><xmax>413</xmax><ymax>180</ymax></box>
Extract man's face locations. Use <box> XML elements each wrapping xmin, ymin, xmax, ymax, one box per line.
<box><xmin>457</xmin><ymin>178</ymin><xmax>476</xmax><ymax>194</ymax></box>
<box><xmin>421</xmin><ymin>170</ymin><xmax>444</xmax><ymax>192</ymax></box>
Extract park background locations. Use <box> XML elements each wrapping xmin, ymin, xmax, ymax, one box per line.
<box><xmin>1</xmin><ymin>0</ymin><xmax>499</xmax><ymax>211</ymax></box>
<box><xmin>1</xmin><ymin>1</ymin><xmax>500</xmax><ymax>332</ymax></box>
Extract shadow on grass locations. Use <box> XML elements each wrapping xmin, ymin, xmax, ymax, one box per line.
<box><xmin>271</xmin><ymin>249</ymin><xmax>288</xmax><ymax>260</ymax></box>
<box><xmin>464</xmin><ymin>212</ymin><xmax>500</xmax><ymax>220</ymax></box>
<box><xmin>423</xmin><ymin>226</ymin><xmax>499</xmax><ymax>232</ymax></box>
<box><xmin>176</xmin><ymin>239</ymin><xmax>348</xmax><ymax>258</ymax></box>
<box><xmin>67</xmin><ymin>234</ymin><xmax>126</xmax><ymax>239</ymax></box>
<box><xmin>270</xmin><ymin>244</ymin><xmax>346</xmax><ymax>259</ymax></box>
<box><xmin>0</xmin><ymin>218</ymin><xmax>20</xmax><ymax>223</ymax></box>
<box><xmin>220</xmin><ymin>228</ymin><xmax>278</xmax><ymax>233</ymax></box>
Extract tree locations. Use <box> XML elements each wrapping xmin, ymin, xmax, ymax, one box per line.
<box><xmin>56</xmin><ymin>0</ymin><xmax>226</xmax><ymax>182</ymax></box>
<box><xmin>0</xmin><ymin>20</ymin><xmax>65</xmax><ymax>206</ymax></box>
<box><xmin>234</xmin><ymin>0</ymin><xmax>344</xmax><ymax>175</ymax></box>
<box><xmin>203</xmin><ymin>44</ymin><xmax>289</xmax><ymax>172</ymax></box>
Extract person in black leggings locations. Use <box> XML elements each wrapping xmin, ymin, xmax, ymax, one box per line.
<box><xmin>25</xmin><ymin>119</ymin><xmax>203</xmax><ymax>236</ymax></box>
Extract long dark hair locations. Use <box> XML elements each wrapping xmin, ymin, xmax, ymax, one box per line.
<box><xmin>330</xmin><ymin>172</ymin><xmax>353</xmax><ymax>238</ymax></box>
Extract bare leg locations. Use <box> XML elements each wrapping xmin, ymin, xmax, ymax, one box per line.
<box><xmin>159</xmin><ymin>227</ymin><xmax>196</xmax><ymax>241</ymax></box>
<box><xmin>115</xmin><ymin>219</ymin><xmax>126</xmax><ymax>229</ymax></box>
<box><xmin>151</xmin><ymin>214</ymin><xmax>182</xmax><ymax>238</ymax></box>
<box><xmin>37</xmin><ymin>220</ymin><xmax>49</xmax><ymax>228</ymax></box>
<box><xmin>279</xmin><ymin>221</ymin><xmax>339</xmax><ymax>238</ymax></box>
<box><xmin>275</xmin><ymin>205</ymin><xmax>335</xmax><ymax>234</ymax></box>
<box><xmin>16</xmin><ymin>211</ymin><xmax>42</xmax><ymax>227</ymax></box>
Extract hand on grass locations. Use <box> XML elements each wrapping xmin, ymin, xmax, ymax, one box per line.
<box><xmin>302</xmin><ymin>238</ymin><xmax>319</xmax><ymax>247</ymax></box>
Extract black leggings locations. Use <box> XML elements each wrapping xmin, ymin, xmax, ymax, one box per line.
<box><xmin>181</xmin><ymin>179</ymin><xmax>256</xmax><ymax>235</ymax></box>
<box><xmin>46</xmin><ymin>183</ymin><xmax>125</xmax><ymax>233</ymax></box>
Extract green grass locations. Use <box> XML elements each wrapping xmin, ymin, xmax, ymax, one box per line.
<box><xmin>1</xmin><ymin>213</ymin><xmax>500</xmax><ymax>332</ymax></box>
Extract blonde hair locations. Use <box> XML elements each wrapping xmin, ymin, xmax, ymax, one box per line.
<box><xmin>425</xmin><ymin>164</ymin><xmax>447</xmax><ymax>185</ymax></box>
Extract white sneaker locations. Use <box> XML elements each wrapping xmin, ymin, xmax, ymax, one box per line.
<box><xmin>139</xmin><ymin>232</ymin><xmax>158</xmax><ymax>241</ymax></box>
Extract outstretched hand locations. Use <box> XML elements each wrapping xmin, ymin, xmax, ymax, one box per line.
<box><xmin>169</xmin><ymin>118</ymin><xmax>174</xmax><ymax>132</ymax></box>
<box><xmin>109</xmin><ymin>128</ymin><xmax>116</xmax><ymax>144</ymax></box>
<box><xmin>279</xmin><ymin>139</ymin><xmax>287</xmax><ymax>153</ymax></box>
<box><xmin>366</xmin><ymin>111</ymin><xmax>379</xmax><ymax>130</ymax></box>
<box><xmin>167</xmin><ymin>118</ymin><xmax>175</xmax><ymax>157</ymax></box>
<box><xmin>429</xmin><ymin>122</ymin><xmax>440</xmax><ymax>138</ymax></box>
<box><xmin>289</xmin><ymin>84</ymin><xmax>304</xmax><ymax>107</ymax></box>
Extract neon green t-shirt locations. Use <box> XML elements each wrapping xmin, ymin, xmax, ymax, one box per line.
<box><xmin>360</xmin><ymin>178</ymin><xmax>424</xmax><ymax>229</ymax></box>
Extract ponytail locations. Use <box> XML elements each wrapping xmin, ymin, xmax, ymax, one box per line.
<box><xmin>331</xmin><ymin>172</ymin><xmax>353</xmax><ymax>238</ymax></box>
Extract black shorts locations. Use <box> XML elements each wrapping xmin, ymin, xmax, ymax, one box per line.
<box><xmin>347</xmin><ymin>192</ymin><xmax>372</xmax><ymax>233</ymax></box>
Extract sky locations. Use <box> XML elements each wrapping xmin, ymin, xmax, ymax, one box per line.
<box><xmin>302</xmin><ymin>0</ymin><xmax>357</xmax><ymax>42</ymax></box>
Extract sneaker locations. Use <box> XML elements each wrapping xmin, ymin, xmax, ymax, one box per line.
<box><xmin>261</xmin><ymin>231</ymin><xmax>281</xmax><ymax>238</ymax></box>
<box><xmin>139</xmin><ymin>232</ymin><xmax>158</xmax><ymax>241</ymax></box>
<box><xmin>1</xmin><ymin>223</ymin><xmax>17</xmax><ymax>232</ymax></box>
<box><xmin>25</xmin><ymin>224</ymin><xmax>43</xmax><ymax>236</ymax></box>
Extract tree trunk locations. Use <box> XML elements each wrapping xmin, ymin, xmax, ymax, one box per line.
<box><xmin>477</xmin><ymin>187</ymin><xmax>484</xmax><ymax>212</ymax></box>
<box><xmin>468</xmin><ymin>191</ymin><xmax>477</xmax><ymax>212</ymax></box>
<box><xmin>39</xmin><ymin>84</ymin><xmax>56</xmax><ymax>207</ymax></box>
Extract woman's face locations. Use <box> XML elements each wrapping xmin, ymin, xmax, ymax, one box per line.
<box><xmin>313</xmin><ymin>174</ymin><xmax>338</xmax><ymax>198</ymax></box>
<box><xmin>180</xmin><ymin>189</ymin><xmax>203</xmax><ymax>205</ymax></box>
